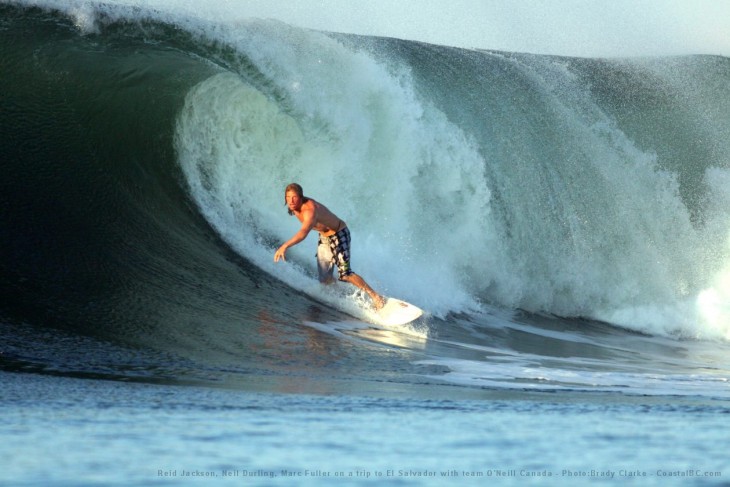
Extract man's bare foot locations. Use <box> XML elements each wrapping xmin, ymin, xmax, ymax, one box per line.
<box><xmin>372</xmin><ymin>294</ymin><xmax>386</xmax><ymax>311</ymax></box>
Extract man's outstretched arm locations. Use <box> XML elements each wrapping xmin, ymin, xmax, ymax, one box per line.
<box><xmin>274</xmin><ymin>207</ymin><xmax>316</xmax><ymax>262</ymax></box>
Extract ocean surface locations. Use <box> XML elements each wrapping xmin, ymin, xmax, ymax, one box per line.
<box><xmin>2</xmin><ymin>1</ymin><xmax>730</xmax><ymax>485</ymax></box>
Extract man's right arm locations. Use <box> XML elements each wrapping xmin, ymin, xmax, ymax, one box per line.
<box><xmin>274</xmin><ymin>206</ymin><xmax>316</xmax><ymax>262</ymax></box>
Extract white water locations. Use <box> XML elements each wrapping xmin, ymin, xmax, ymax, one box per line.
<box><xmin>175</xmin><ymin>44</ymin><xmax>489</xmax><ymax>316</ymax></box>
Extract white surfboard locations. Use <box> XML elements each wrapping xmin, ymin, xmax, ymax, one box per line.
<box><xmin>374</xmin><ymin>298</ymin><xmax>423</xmax><ymax>326</ymax></box>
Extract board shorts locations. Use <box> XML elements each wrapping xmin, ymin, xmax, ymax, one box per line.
<box><xmin>317</xmin><ymin>227</ymin><xmax>354</xmax><ymax>282</ymax></box>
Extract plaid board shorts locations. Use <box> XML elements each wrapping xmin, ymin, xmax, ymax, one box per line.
<box><xmin>317</xmin><ymin>227</ymin><xmax>354</xmax><ymax>281</ymax></box>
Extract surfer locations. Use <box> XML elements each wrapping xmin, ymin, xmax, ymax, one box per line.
<box><xmin>274</xmin><ymin>183</ymin><xmax>385</xmax><ymax>310</ymax></box>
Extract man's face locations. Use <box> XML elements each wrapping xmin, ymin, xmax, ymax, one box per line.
<box><xmin>286</xmin><ymin>190</ymin><xmax>302</xmax><ymax>212</ymax></box>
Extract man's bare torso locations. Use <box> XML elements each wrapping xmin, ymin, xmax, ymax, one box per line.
<box><xmin>294</xmin><ymin>198</ymin><xmax>345</xmax><ymax>237</ymax></box>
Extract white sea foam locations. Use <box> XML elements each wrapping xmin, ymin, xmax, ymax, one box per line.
<box><xmin>166</xmin><ymin>12</ymin><xmax>730</xmax><ymax>339</ymax></box>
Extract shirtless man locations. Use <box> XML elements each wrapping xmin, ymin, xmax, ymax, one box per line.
<box><xmin>274</xmin><ymin>183</ymin><xmax>385</xmax><ymax>310</ymax></box>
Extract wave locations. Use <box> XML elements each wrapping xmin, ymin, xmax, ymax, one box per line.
<box><xmin>170</xmin><ymin>12</ymin><xmax>730</xmax><ymax>338</ymax></box>
<box><xmin>2</xmin><ymin>2</ymin><xmax>730</xmax><ymax>395</ymax></box>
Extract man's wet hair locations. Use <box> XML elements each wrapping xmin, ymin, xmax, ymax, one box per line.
<box><xmin>285</xmin><ymin>183</ymin><xmax>309</xmax><ymax>215</ymax></box>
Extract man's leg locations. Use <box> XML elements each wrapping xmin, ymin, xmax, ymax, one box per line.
<box><xmin>329</xmin><ymin>228</ymin><xmax>385</xmax><ymax>309</ymax></box>
<box><xmin>317</xmin><ymin>238</ymin><xmax>336</xmax><ymax>284</ymax></box>
<box><xmin>341</xmin><ymin>273</ymin><xmax>385</xmax><ymax>310</ymax></box>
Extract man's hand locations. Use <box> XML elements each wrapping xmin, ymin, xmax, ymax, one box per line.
<box><xmin>274</xmin><ymin>245</ymin><xmax>287</xmax><ymax>262</ymax></box>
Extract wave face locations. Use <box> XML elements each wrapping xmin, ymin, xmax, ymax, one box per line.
<box><xmin>2</xmin><ymin>2</ymin><xmax>730</xmax><ymax>396</ymax></box>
